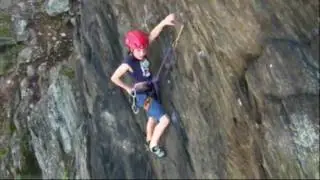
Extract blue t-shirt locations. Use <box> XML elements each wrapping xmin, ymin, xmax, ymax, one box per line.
<box><xmin>123</xmin><ymin>55</ymin><xmax>153</xmax><ymax>83</ymax></box>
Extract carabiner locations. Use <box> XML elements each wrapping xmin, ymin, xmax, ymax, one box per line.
<box><xmin>130</xmin><ymin>89</ymin><xmax>139</xmax><ymax>114</ymax></box>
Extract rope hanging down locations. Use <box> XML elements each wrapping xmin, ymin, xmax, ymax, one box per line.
<box><xmin>153</xmin><ymin>25</ymin><xmax>184</xmax><ymax>82</ymax></box>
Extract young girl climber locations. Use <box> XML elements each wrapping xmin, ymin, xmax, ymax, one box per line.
<box><xmin>110</xmin><ymin>13</ymin><xmax>176</xmax><ymax>158</ymax></box>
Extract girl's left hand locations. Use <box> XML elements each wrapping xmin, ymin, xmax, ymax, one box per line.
<box><xmin>162</xmin><ymin>13</ymin><xmax>176</xmax><ymax>26</ymax></box>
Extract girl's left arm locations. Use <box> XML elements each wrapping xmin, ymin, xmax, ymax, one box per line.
<box><xmin>148</xmin><ymin>13</ymin><xmax>176</xmax><ymax>44</ymax></box>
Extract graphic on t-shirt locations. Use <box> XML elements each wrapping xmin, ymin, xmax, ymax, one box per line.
<box><xmin>140</xmin><ymin>59</ymin><xmax>151</xmax><ymax>77</ymax></box>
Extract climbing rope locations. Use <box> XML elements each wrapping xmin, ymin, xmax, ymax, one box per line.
<box><xmin>154</xmin><ymin>25</ymin><xmax>184</xmax><ymax>82</ymax></box>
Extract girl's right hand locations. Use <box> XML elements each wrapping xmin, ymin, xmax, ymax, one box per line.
<box><xmin>134</xmin><ymin>82</ymin><xmax>148</xmax><ymax>90</ymax></box>
<box><xmin>126</xmin><ymin>87</ymin><xmax>134</xmax><ymax>95</ymax></box>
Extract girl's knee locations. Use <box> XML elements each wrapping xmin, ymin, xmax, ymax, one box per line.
<box><xmin>147</xmin><ymin>117</ymin><xmax>157</xmax><ymax>125</ymax></box>
<box><xmin>159</xmin><ymin>114</ymin><xmax>170</xmax><ymax>126</ymax></box>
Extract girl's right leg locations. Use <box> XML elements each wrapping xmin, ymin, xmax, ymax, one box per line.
<box><xmin>146</xmin><ymin>98</ymin><xmax>170</xmax><ymax>158</ymax></box>
<box><xmin>146</xmin><ymin>117</ymin><xmax>157</xmax><ymax>143</ymax></box>
<box><xmin>149</xmin><ymin>114</ymin><xmax>170</xmax><ymax>149</ymax></box>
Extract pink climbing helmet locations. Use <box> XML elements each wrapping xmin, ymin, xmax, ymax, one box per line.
<box><xmin>124</xmin><ymin>30</ymin><xmax>149</xmax><ymax>50</ymax></box>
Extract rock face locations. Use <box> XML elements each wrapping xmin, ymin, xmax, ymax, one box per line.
<box><xmin>246</xmin><ymin>39</ymin><xmax>319</xmax><ymax>179</ymax></box>
<box><xmin>45</xmin><ymin>0</ymin><xmax>70</xmax><ymax>16</ymax></box>
<box><xmin>28</xmin><ymin>65</ymin><xmax>89</xmax><ymax>179</ymax></box>
<box><xmin>0</xmin><ymin>0</ymin><xmax>319</xmax><ymax>179</ymax></box>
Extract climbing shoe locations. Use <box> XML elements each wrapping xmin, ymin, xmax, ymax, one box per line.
<box><xmin>150</xmin><ymin>145</ymin><xmax>166</xmax><ymax>158</ymax></box>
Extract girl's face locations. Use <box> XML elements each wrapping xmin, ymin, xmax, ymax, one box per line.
<box><xmin>132</xmin><ymin>48</ymin><xmax>147</xmax><ymax>60</ymax></box>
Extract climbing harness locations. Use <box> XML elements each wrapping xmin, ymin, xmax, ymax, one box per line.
<box><xmin>129</xmin><ymin>83</ymin><xmax>154</xmax><ymax>114</ymax></box>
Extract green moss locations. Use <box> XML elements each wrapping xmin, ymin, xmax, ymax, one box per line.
<box><xmin>0</xmin><ymin>148</ymin><xmax>8</xmax><ymax>159</ymax></box>
<box><xmin>0</xmin><ymin>26</ymin><xmax>10</xmax><ymax>37</ymax></box>
<box><xmin>60</xmin><ymin>65</ymin><xmax>75</xmax><ymax>79</ymax></box>
<box><xmin>0</xmin><ymin>12</ymin><xmax>12</xmax><ymax>37</ymax></box>
<box><xmin>63</xmin><ymin>167</ymin><xmax>69</xmax><ymax>179</ymax></box>
<box><xmin>0</xmin><ymin>12</ymin><xmax>22</xmax><ymax>76</ymax></box>
<box><xmin>16</xmin><ymin>134</ymin><xmax>41</xmax><ymax>178</ymax></box>
<box><xmin>0</xmin><ymin>58</ymin><xmax>14</xmax><ymax>75</ymax></box>
<box><xmin>10</xmin><ymin>121</ymin><xmax>17</xmax><ymax>135</ymax></box>
<box><xmin>0</xmin><ymin>44</ymin><xmax>25</xmax><ymax>75</ymax></box>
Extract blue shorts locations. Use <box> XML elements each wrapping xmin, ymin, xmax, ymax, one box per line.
<box><xmin>135</xmin><ymin>93</ymin><xmax>166</xmax><ymax>121</ymax></box>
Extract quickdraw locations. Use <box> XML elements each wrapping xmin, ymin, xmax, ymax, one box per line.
<box><xmin>130</xmin><ymin>89</ymin><xmax>139</xmax><ymax>114</ymax></box>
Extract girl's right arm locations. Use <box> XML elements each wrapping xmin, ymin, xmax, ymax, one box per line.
<box><xmin>110</xmin><ymin>63</ymin><xmax>133</xmax><ymax>94</ymax></box>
